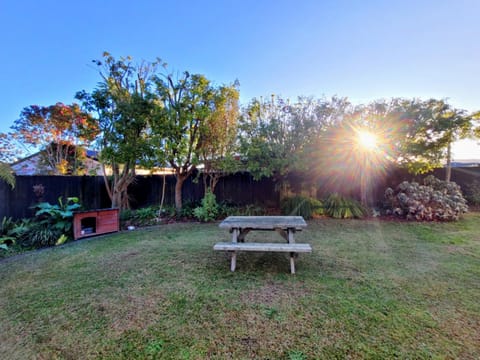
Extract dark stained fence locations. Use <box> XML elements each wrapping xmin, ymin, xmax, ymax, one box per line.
<box><xmin>1</xmin><ymin>167</ymin><xmax>479</xmax><ymax>220</ymax></box>
<box><xmin>0</xmin><ymin>173</ymin><xmax>280</xmax><ymax>220</ymax></box>
<box><xmin>0</xmin><ymin>176</ymin><xmax>109</xmax><ymax>220</ymax></box>
<box><xmin>293</xmin><ymin>166</ymin><xmax>480</xmax><ymax>206</ymax></box>
<box><xmin>213</xmin><ymin>172</ymin><xmax>279</xmax><ymax>207</ymax></box>
<box><xmin>128</xmin><ymin>172</ymin><xmax>279</xmax><ymax>209</ymax></box>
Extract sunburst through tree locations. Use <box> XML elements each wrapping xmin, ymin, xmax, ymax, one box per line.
<box><xmin>310</xmin><ymin>119</ymin><xmax>402</xmax><ymax>205</ymax></box>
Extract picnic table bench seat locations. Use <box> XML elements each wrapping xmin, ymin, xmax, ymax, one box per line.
<box><xmin>213</xmin><ymin>242</ymin><xmax>312</xmax><ymax>253</ymax></box>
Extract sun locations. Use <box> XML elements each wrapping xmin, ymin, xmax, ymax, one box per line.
<box><xmin>357</xmin><ymin>130</ymin><xmax>377</xmax><ymax>150</ymax></box>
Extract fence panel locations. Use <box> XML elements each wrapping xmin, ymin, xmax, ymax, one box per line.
<box><xmin>1</xmin><ymin>167</ymin><xmax>479</xmax><ymax>220</ymax></box>
<box><xmin>0</xmin><ymin>173</ymin><xmax>280</xmax><ymax>220</ymax></box>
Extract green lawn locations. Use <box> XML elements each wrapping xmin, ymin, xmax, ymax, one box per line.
<box><xmin>1</xmin><ymin>214</ymin><xmax>479</xmax><ymax>359</ymax></box>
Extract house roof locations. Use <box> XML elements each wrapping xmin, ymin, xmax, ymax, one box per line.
<box><xmin>11</xmin><ymin>149</ymin><xmax>100</xmax><ymax>166</ymax></box>
<box><xmin>10</xmin><ymin>151</ymin><xmax>42</xmax><ymax>166</ymax></box>
<box><xmin>10</xmin><ymin>149</ymin><xmax>104</xmax><ymax>176</ymax></box>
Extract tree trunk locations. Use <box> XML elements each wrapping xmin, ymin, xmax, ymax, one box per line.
<box><xmin>111</xmin><ymin>184</ymin><xmax>130</xmax><ymax>209</ymax></box>
<box><xmin>210</xmin><ymin>174</ymin><xmax>220</xmax><ymax>195</ymax></box>
<box><xmin>203</xmin><ymin>172</ymin><xmax>220</xmax><ymax>196</ymax></box>
<box><xmin>175</xmin><ymin>174</ymin><xmax>186</xmax><ymax>212</ymax></box>
<box><xmin>173</xmin><ymin>164</ymin><xmax>196</xmax><ymax>212</ymax></box>
<box><xmin>103</xmin><ymin>163</ymin><xmax>134</xmax><ymax>210</ymax></box>
<box><xmin>111</xmin><ymin>189</ymin><xmax>122</xmax><ymax>209</ymax></box>
<box><xmin>446</xmin><ymin>142</ymin><xmax>452</xmax><ymax>182</ymax></box>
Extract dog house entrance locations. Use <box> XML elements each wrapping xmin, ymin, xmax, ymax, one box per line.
<box><xmin>81</xmin><ymin>217</ymin><xmax>96</xmax><ymax>235</ymax></box>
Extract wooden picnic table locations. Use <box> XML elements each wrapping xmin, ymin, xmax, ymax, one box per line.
<box><xmin>214</xmin><ymin>216</ymin><xmax>311</xmax><ymax>274</ymax></box>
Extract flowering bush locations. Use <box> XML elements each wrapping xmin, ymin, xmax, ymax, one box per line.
<box><xmin>384</xmin><ymin>175</ymin><xmax>468</xmax><ymax>221</ymax></box>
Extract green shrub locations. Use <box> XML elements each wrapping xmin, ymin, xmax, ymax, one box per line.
<box><xmin>464</xmin><ymin>180</ymin><xmax>480</xmax><ymax>206</ymax></box>
<box><xmin>384</xmin><ymin>175</ymin><xmax>468</xmax><ymax>221</ymax></box>
<box><xmin>0</xmin><ymin>216</ymin><xmax>15</xmax><ymax>234</ymax></box>
<box><xmin>4</xmin><ymin>218</ymin><xmax>61</xmax><ymax>249</ymax></box>
<box><xmin>323</xmin><ymin>193</ymin><xmax>366</xmax><ymax>219</ymax></box>
<box><xmin>217</xmin><ymin>202</ymin><xmax>267</xmax><ymax>217</ymax></box>
<box><xmin>24</xmin><ymin>223</ymin><xmax>64</xmax><ymax>248</ymax></box>
<box><xmin>238</xmin><ymin>204</ymin><xmax>266</xmax><ymax>216</ymax></box>
<box><xmin>8</xmin><ymin>218</ymin><xmax>34</xmax><ymax>246</ymax></box>
<box><xmin>28</xmin><ymin>196</ymin><xmax>81</xmax><ymax>247</ymax></box>
<box><xmin>217</xmin><ymin>202</ymin><xmax>237</xmax><ymax>217</ymax></box>
<box><xmin>281</xmin><ymin>195</ymin><xmax>323</xmax><ymax>219</ymax></box>
<box><xmin>161</xmin><ymin>205</ymin><xmax>177</xmax><ymax>218</ymax></box>
<box><xmin>178</xmin><ymin>201</ymin><xmax>200</xmax><ymax>219</ymax></box>
<box><xmin>194</xmin><ymin>191</ymin><xmax>219</xmax><ymax>222</ymax></box>
<box><xmin>120</xmin><ymin>209</ymin><xmax>134</xmax><ymax>223</ymax></box>
<box><xmin>0</xmin><ymin>217</ymin><xmax>16</xmax><ymax>250</ymax></box>
<box><xmin>6</xmin><ymin>196</ymin><xmax>83</xmax><ymax>249</ymax></box>
<box><xmin>133</xmin><ymin>206</ymin><xmax>158</xmax><ymax>226</ymax></box>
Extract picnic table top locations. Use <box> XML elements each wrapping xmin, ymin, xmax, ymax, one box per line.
<box><xmin>218</xmin><ymin>216</ymin><xmax>307</xmax><ymax>230</ymax></box>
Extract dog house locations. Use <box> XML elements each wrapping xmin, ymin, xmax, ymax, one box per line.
<box><xmin>73</xmin><ymin>208</ymin><xmax>119</xmax><ymax>240</ymax></box>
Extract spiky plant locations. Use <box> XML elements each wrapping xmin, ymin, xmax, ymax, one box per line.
<box><xmin>324</xmin><ymin>193</ymin><xmax>366</xmax><ymax>219</ymax></box>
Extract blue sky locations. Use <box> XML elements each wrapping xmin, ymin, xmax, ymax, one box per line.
<box><xmin>1</xmin><ymin>0</ymin><xmax>479</xmax><ymax>158</ymax></box>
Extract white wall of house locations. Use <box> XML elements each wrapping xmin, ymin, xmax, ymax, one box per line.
<box><xmin>11</xmin><ymin>155</ymin><xmax>43</xmax><ymax>175</ymax></box>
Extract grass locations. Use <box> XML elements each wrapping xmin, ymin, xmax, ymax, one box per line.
<box><xmin>1</xmin><ymin>214</ymin><xmax>479</xmax><ymax>359</ymax></box>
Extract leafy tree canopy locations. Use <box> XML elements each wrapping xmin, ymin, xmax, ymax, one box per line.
<box><xmin>151</xmin><ymin>71</ymin><xmax>239</xmax><ymax>210</ymax></box>
<box><xmin>239</xmin><ymin>95</ymin><xmax>351</xmax><ymax>183</ymax></box>
<box><xmin>0</xmin><ymin>103</ymin><xmax>98</xmax><ymax>174</ymax></box>
<box><xmin>76</xmin><ymin>52</ymin><xmax>162</xmax><ymax>208</ymax></box>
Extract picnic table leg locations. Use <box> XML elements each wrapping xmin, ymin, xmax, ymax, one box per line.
<box><xmin>290</xmin><ymin>252</ymin><xmax>296</xmax><ymax>274</ymax></box>
<box><xmin>230</xmin><ymin>228</ymin><xmax>238</xmax><ymax>271</ymax></box>
<box><xmin>288</xmin><ymin>228</ymin><xmax>295</xmax><ymax>244</ymax></box>
<box><xmin>232</xmin><ymin>228</ymin><xmax>239</xmax><ymax>242</ymax></box>
<box><xmin>230</xmin><ymin>251</ymin><xmax>237</xmax><ymax>272</ymax></box>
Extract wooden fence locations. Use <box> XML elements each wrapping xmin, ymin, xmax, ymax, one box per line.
<box><xmin>1</xmin><ymin>167</ymin><xmax>480</xmax><ymax>220</ymax></box>
<box><xmin>0</xmin><ymin>173</ymin><xmax>279</xmax><ymax>220</ymax></box>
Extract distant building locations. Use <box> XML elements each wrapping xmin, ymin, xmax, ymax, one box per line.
<box><xmin>11</xmin><ymin>149</ymin><xmax>174</xmax><ymax>176</ymax></box>
<box><xmin>11</xmin><ymin>150</ymin><xmax>104</xmax><ymax>176</ymax></box>
<box><xmin>450</xmin><ymin>160</ymin><xmax>480</xmax><ymax>168</ymax></box>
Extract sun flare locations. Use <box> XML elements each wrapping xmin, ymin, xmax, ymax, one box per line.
<box><xmin>357</xmin><ymin>130</ymin><xmax>377</xmax><ymax>150</ymax></box>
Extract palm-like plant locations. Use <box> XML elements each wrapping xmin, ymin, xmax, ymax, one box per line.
<box><xmin>0</xmin><ymin>162</ymin><xmax>15</xmax><ymax>189</ymax></box>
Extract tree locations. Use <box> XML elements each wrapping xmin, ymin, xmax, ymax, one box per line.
<box><xmin>151</xmin><ymin>71</ymin><xmax>237</xmax><ymax>211</ymax></box>
<box><xmin>76</xmin><ymin>52</ymin><xmax>160</xmax><ymax>209</ymax></box>
<box><xmin>197</xmin><ymin>83</ymin><xmax>240</xmax><ymax>194</ymax></box>
<box><xmin>313</xmin><ymin>100</ymin><xmax>405</xmax><ymax>204</ymax></box>
<box><xmin>240</xmin><ymin>96</ymin><xmax>306</xmax><ymax>180</ymax></box>
<box><xmin>239</xmin><ymin>95</ymin><xmax>349</xmax><ymax>196</ymax></box>
<box><xmin>1</xmin><ymin>103</ymin><xmax>97</xmax><ymax>174</ymax></box>
<box><xmin>394</xmin><ymin>99</ymin><xmax>472</xmax><ymax>180</ymax></box>
<box><xmin>313</xmin><ymin>98</ymin><xmax>475</xmax><ymax>204</ymax></box>
<box><xmin>427</xmin><ymin>101</ymin><xmax>472</xmax><ymax>182</ymax></box>
<box><xmin>0</xmin><ymin>133</ymin><xmax>25</xmax><ymax>164</ymax></box>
